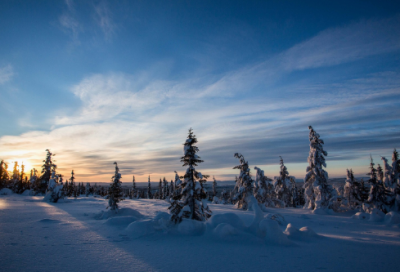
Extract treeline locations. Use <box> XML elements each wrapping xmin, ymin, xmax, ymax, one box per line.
<box><xmin>1</xmin><ymin>126</ymin><xmax>399</xmax><ymax>223</ymax></box>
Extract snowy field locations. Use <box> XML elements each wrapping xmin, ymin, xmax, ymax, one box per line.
<box><xmin>1</xmin><ymin>195</ymin><xmax>400</xmax><ymax>272</ymax></box>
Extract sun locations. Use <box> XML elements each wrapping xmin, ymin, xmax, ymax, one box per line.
<box><xmin>6</xmin><ymin>159</ymin><xmax>35</xmax><ymax>175</ymax></box>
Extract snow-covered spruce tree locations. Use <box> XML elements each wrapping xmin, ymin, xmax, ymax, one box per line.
<box><xmin>391</xmin><ymin>149</ymin><xmax>400</xmax><ymax>211</ymax></box>
<box><xmin>254</xmin><ymin>166</ymin><xmax>275</xmax><ymax>207</ymax></box>
<box><xmin>343</xmin><ymin>169</ymin><xmax>360</xmax><ymax>210</ymax></box>
<box><xmin>38</xmin><ymin>149</ymin><xmax>56</xmax><ymax>194</ymax></box>
<box><xmin>169</xmin><ymin>180</ymin><xmax>175</xmax><ymax>197</ymax></box>
<box><xmin>363</xmin><ymin>157</ymin><xmax>391</xmax><ymax>213</ymax></box>
<box><xmin>273</xmin><ymin>157</ymin><xmax>295</xmax><ymax>207</ymax></box>
<box><xmin>131</xmin><ymin>176</ymin><xmax>136</xmax><ymax>199</ymax></box>
<box><xmin>0</xmin><ymin>160</ymin><xmax>9</xmax><ymax>189</ymax></box>
<box><xmin>158</xmin><ymin>178</ymin><xmax>163</xmax><ymax>199</ymax></box>
<box><xmin>85</xmin><ymin>183</ymin><xmax>91</xmax><ymax>197</ymax></box>
<box><xmin>147</xmin><ymin>176</ymin><xmax>152</xmax><ymax>199</ymax></box>
<box><xmin>212</xmin><ymin>176</ymin><xmax>217</xmax><ymax>199</ymax></box>
<box><xmin>232</xmin><ymin>153</ymin><xmax>256</xmax><ymax>210</ymax></box>
<box><xmin>107</xmin><ymin>162</ymin><xmax>123</xmax><ymax>211</ymax></box>
<box><xmin>44</xmin><ymin>169</ymin><xmax>64</xmax><ymax>202</ymax></box>
<box><xmin>163</xmin><ymin>177</ymin><xmax>169</xmax><ymax>199</ymax></box>
<box><xmin>168</xmin><ymin>128</ymin><xmax>211</xmax><ymax>223</ymax></box>
<box><xmin>303</xmin><ymin>126</ymin><xmax>336</xmax><ymax>211</ymax></box>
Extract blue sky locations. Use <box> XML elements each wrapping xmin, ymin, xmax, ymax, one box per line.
<box><xmin>0</xmin><ymin>0</ymin><xmax>400</xmax><ymax>183</ymax></box>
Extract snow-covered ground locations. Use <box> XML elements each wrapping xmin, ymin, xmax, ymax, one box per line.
<box><xmin>1</xmin><ymin>194</ymin><xmax>400</xmax><ymax>272</ymax></box>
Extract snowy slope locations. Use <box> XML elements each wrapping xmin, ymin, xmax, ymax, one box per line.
<box><xmin>1</xmin><ymin>195</ymin><xmax>400</xmax><ymax>272</ymax></box>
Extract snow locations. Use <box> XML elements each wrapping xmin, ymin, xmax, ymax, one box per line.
<box><xmin>0</xmin><ymin>188</ymin><xmax>13</xmax><ymax>195</ymax></box>
<box><xmin>1</xmin><ymin>194</ymin><xmax>400</xmax><ymax>271</ymax></box>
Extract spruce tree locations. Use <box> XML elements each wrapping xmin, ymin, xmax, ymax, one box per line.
<box><xmin>107</xmin><ymin>162</ymin><xmax>123</xmax><ymax>211</ymax></box>
<box><xmin>212</xmin><ymin>176</ymin><xmax>217</xmax><ymax>199</ymax></box>
<box><xmin>169</xmin><ymin>128</ymin><xmax>211</xmax><ymax>223</ymax></box>
<box><xmin>254</xmin><ymin>166</ymin><xmax>275</xmax><ymax>207</ymax></box>
<box><xmin>85</xmin><ymin>183</ymin><xmax>91</xmax><ymax>197</ymax></box>
<box><xmin>131</xmin><ymin>176</ymin><xmax>136</xmax><ymax>199</ymax></box>
<box><xmin>303</xmin><ymin>126</ymin><xmax>335</xmax><ymax>211</ymax></box>
<box><xmin>0</xmin><ymin>160</ymin><xmax>8</xmax><ymax>189</ymax></box>
<box><xmin>147</xmin><ymin>176</ymin><xmax>152</xmax><ymax>199</ymax></box>
<box><xmin>163</xmin><ymin>177</ymin><xmax>169</xmax><ymax>199</ymax></box>
<box><xmin>343</xmin><ymin>169</ymin><xmax>360</xmax><ymax>209</ymax></box>
<box><xmin>364</xmin><ymin>157</ymin><xmax>392</xmax><ymax>213</ymax></box>
<box><xmin>38</xmin><ymin>149</ymin><xmax>56</xmax><ymax>194</ymax></box>
<box><xmin>232</xmin><ymin>153</ymin><xmax>255</xmax><ymax>210</ymax></box>
<box><xmin>158</xmin><ymin>179</ymin><xmax>163</xmax><ymax>199</ymax></box>
<box><xmin>45</xmin><ymin>169</ymin><xmax>64</xmax><ymax>202</ymax></box>
<box><xmin>273</xmin><ymin>157</ymin><xmax>293</xmax><ymax>207</ymax></box>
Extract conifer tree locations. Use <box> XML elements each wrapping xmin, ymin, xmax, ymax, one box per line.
<box><xmin>163</xmin><ymin>177</ymin><xmax>169</xmax><ymax>199</ymax></box>
<box><xmin>107</xmin><ymin>162</ymin><xmax>123</xmax><ymax>211</ymax></box>
<box><xmin>232</xmin><ymin>153</ymin><xmax>255</xmax><ymax>210</ymax></box>
<box><xmin>68</xmin><ymin>170</ymin><xmax>75</xmax><ymax>197</ymax></box>
<box><xmin>254</xmin><ymin>166</ymin><xmax>275</xmax><ymax>207</ymax></box>
<box><xmin>44</xmin><ymin>169</ymin><xmax>64</xmax><ymax>202</ymax></box>
<box><xmin>364</xmin><ymin>157</ymin><xmax>392</xmax><ymax>213</ymax></box>
<box><xmin>169</xmin><ymin>180</ymin><xmax>175</xmax><ymax>197</ymax></box>
<box><xmin>131</xmin><ymin>176</ymin><xmax>136</xmax><ymax>199</ymax></box>
<box><xmin>303</xmin><ymin>126</ymin><xmax>335</xmax><ymax>211</ymax></box>
<box><xmin>212</xmin><ymin>176</ymin><xmax>217</xmax><ymax>199</ymax></box>
<box><xmin>273</xmin><ymin>157</ymin><xmax>294</xmax><ymax>207</ymax></box>
<box><xmin>158</xmin><ymin>179</ymin><xmax>163</xmax><ymax>199</ymax></box>
<box><xmin>147</xmin><ymin>176</ymin><xmax>152</xmax><ymax>199</ymax></box>
<box><xmin>0</xmin><ymin>160</ymin><xmax>8</xmax><ymax>189</ymax></box>
<box><xmin>173</xmin><ymin>171</ymin><xmax>181</xmax><ymax>197</ymax></box>
<box><xmin>169</xmin><ymin>128</ymin><xmax>211</xmax><ymax>223</ymax></box>
<box><xmin>85</xmin><ymin>183</ymin><xmax>91</xmax><ymax>197</ymax></box>
<box><xmin>38</xmin><ymin>149</ymin><xmax>56</xmax><ymax>194</ymax></box>
<box><xmin>343</xmin><ymin>169</ymin><xmax>360</xmax><ymax>209</ymax></box>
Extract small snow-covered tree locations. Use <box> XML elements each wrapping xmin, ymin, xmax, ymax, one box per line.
<box><xmin>169</xmin><ymin>129</ymin><xmax>211</xmax><ymax>223</ymax></box>
<box><xmin>85</xmin><ymin>183</ymin><xmax>91</xmax><ymax>197</ymax></box>
<box><xmin>44</xmin><ymin>169</ymin><xmax>64</xmax><ymax>202</ymax></box>
<box><xmin>273</xmin><ymin>157</ymin><xmax>294</xmax><ymax>207</ymax></box>
<box><xmin>107</xmin><ymin>162</ymin><xmax>123</xmax><ymax>211</ymax></box>
<box><xmin>0</xmin><ymin>160</ymin><xmax>9</xmax><ymax>189</ymax></box>
<box><xmin>131</xmin><ymin>176</ymin><xmax>136</xmax><ymax>199</ymax></box>
<box><xmin>391</xmin><ymin>149</ymin><xmax>400</xmax><ymax>211</ymax></box>
<box><xmin>343</xmin><ymin>169</ymin><xmax>360</xmax><ymax>210</ymax></box>
<box><xmin>254</xmin><ymin>166</ymin><xmax>275</xmax><ymax>207</ymax></box>
<box><xmin>38</xmin><ymin>149</ymin><xmax>56</xmax><ymax>194</ymax></box>
<box><xmin>147</xmin><ymin>176</ymin><xmax>152</xmax><ymax>199</ymax></box>
<box><xmin>212</xmin><ymin>176</ymin><xmax>217</xmax><ymax>199</ymax></box>
<box><xmin>303</xmin><ymin>126</ymin><xmax>335</xmax><ymax>211</ymax></box>
<box><xmin>163</xmin><ymin>177</ymin><xmax>169</xmax><ymax>199</ymax></box>
<box><xmin>169</xmin><ymin>180</ymin><xmax>175</xmax><ymax>197</ymax></box>
<box><xmin>364</xmin><ymin>157</ymin><xmax>391</xmax><ymax>213</ymax></box>
<box><xmin>157</xmin><ymin>178</ymin><xmax>163</xmax><ymax>199</ymax></box>
<box><xmin>232</xmin><ymin>153</ymin><xmax>255</xmax><ymax>210</ymax></box>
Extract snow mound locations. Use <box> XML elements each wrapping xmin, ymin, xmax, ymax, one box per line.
<box><xmin>103</xmin><ymin>216</ymin><xmax>139</xmax><ymax>227</ymax></box>
<box><xmin>312</xmin><ymin>208</ymin><xmax>327</xmax><ymax>215</ymax></box>
<box><xmin>178</xmin><ymin>219</ymin><xmax>206</xmax><ymax>236</ymax></box>
<box><xmin>352</xmin><ymin>212</ymin><xmax>370</xmax><ymax>220</ymax></box>
<box><xmin>22</xmin><ymin>190</ymin><xmax>34</xmax><ymax>196</ymax></box>
<box><xmin>207</xmin><ymin>213</ymin><xmax>246</xmax><ymax>231</ymax></box>
<box><xmin>0</xmin><ymin>188</ymin><xmax>13</xmax><ymax>195</ymax></box>
<box><xmin>385</xmin><ymin>212</ymin><xmax>400</xmax><ymax>225</ymax></box>
<box><xmin>300</xmin><ymin>214</ymin><xmax>310</xmax><ymax>219</ymax></box>
<box><xmin>213</xmin><ymin>223</ymin><xmax>239</xmax><ymax>238</ymax></box>
<box><xmin>38</xmin><ymin>219</ymin><xmax>62</xmax><ymax>224</ymax></box>
<box><xmin>94</xmin><ymin>207</ymin><xmax>144</xmax><ymax>220</ymax></box>
<box><xmin>126</xmin><ymin>220</ymin><xmax>155</xmax><ymax>238</ymax></box>
<box><xmin>299</xmin><ymin>226</ymin><xmax>319</xmax><ymax>238</ymax></box>
<box><xmin>265</xmin><ymin>213</ymin><xmax>286</xmax><ymax>227</ymax></box>
<box><xmin>259</xmin><ymin>218</ymin><xmax>292</xmax><ymax>245</ymax></box>
<box><xmin>369</xmin><ymin>209</ymin><xmax>385</xmax><ymax>222</ymax></box>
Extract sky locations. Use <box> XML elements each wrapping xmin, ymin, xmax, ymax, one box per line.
<box><xmin>0</xmin><ymin>0</ymin><xmax>400</xmax><ymax>184</ymax></box>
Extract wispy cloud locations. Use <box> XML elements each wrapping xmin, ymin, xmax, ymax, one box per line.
<box><xmin>93</xmin><ymin>0</ymin><xmax>116</xmax><ymax>40</ymax></box>
<box><xmin>280</xmin><ymin>15</ymin><xmax>400</xmax><ymax>71</ymax></box>
<box><xmin>0</xmin><ymin>65</ymin><xmax>14</xmax><ymax>84</ymax></box>
<box><xmin>58</xmin><ymin>0</ymin><xmax>82</xmax><ymax>43</ymax></box>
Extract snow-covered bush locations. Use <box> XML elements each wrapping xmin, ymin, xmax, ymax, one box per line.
<box><xmin>169</xmin><ymin>128</ymin><xmax>211</xmax><ymax>223</ymax></box>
